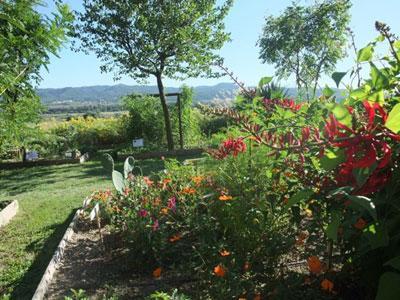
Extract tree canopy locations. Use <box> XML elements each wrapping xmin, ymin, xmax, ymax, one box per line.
<box><xmin>0</xmin><ymin>0</ymin><xmax>73</xmax><ymax>155</ymax></box>
<box><xmin>258</xmin><ymin>0</ymin><xmax>351</xmax><ymax>99</ymax></box>
<box><xmin>76</xmin><ymin>0</ymin><xmax>233</xmax><ymax>150</ymax></box>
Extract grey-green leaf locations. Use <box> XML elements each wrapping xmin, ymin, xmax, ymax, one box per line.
<box><xmin>326</xmin><ymin>211</ymin><xmax>341</xmax><ymax>242</ymax></box>
<box><xmin>112</xmin><ymin>170</ymin><xmax>125</xmax><ymax>194</ymax></box>
<box><xmin>124</xmin><ymin>156</ymin><xmax>135</xmax><ymax>179</ymax></box>
<box><xmin>332</xmin><ymin>72</ymin><xmax>347</xmax><ymax>88</ymax></box>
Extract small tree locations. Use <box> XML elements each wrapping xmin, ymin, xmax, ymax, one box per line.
<box><xmin>258</xmin><ymin>0</ymin><xmax>351</xmax><ymax>99</ymax></box>
<box><xmin>76</xmin><ymin>0</ymin><xmax>233</xmax><ymax>150</ymax></box>
<box><xmin>0</xmin><ymin>0</ymin><xmax>73</xmax><ymax>157</ymax></box>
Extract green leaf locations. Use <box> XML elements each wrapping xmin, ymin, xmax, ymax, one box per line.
<box><xmin>287</xmin><ymin>189</ymin><xmax>314</xmax><ymax>208</ymax></box>
<box><xmin>385</xmin><ymin>103</ymin><xmax>400</xmax><ymax>133</ymax></box>
<box><xmin>350</xmin><ymin>88</ymin><xmax>368</xmax><ymax>100</ymax></box>
<box><xmin>332</xmin><ymin>72</ymin><xmax>347</xmax><ymax>88</ymax></box>
<box><xmin>320</xmin><ymin>148</ymin><xmax>345</xmax><ymax>171</ymax></box>
<box><xmin>347</xmin><ymin>195</ymin><xmax>377</xmax><ymax>220</ymax></box>
<box><xmin>326</xmin><ymin>103</ymin><xmax>352</xmax><ymax>127</ymax></box>
<box><xmin>112</xmin><ymin>170</ymin><xmax>125</xmax><ymax>194</ymax></box>
<box><xmin>394</xmin><ymin>40</ymin><xmax>400</xmax><ymax>51</ymax></box>
<box><xmin>258</xmin><ymin>76</ymin><xmax>273</xmax><ymax>88</ymax></box>
<box><xmin>376</xmin><ymin>272</ymin><xmax>400</xmax><ymax>300</ymax></box>
<box><xmin>384</xmin><ymin>256</ymin><xmax>400</xmax><ymax>272</ymax></box>
<box><xmin>322</xmin><ymin>85</ymin><xmax>335</xmax><ymax>98</ymax></box>
<box><xmin>357</xmin><ymin>44</ymin><xmax>374</xmax><ymax>62</ymax></box>
<box><xmin>364</xmin><ymin>224</ymin><xmax>389</xmax><ymax>249</ymax></box>
<box><xmin>370</xmin><ymin>63</ymin><xmax>389</xmax><ymax>90</ymax></box>
<box><xmin>352</xmin><ymin>164</ymin><xmax>377</xmax><ymax>187</ymax></box>
<box><xmin>326</xmin><ymin>211</ymin><xmax>341</xmax><ymax>242</ymax></box>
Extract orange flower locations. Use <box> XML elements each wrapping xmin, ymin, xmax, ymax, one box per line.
<box><xmin>152</xmin><ymin>267</ymin><xmax>162</xmax><ymax>278</ymax></box>
<box><xmin>243</xmin><ymin>261</ymin><xmax>250</xmax><ymax>272</ymax></box>
<box><xmin>160</xmin><ymin>208</ymin><xmax>169</xmax><ymax>215</ymax></box>
<box><xmin>143</xmin><ymin>176</ymin><xmax>154</xmax><ymax>187</ymax></box>
<box><xmin>307</xmin><ymin>256</ymin><xmax>322</xmax><ymax>274</ymax></box>
<box><xmin>162</xmin><ymin>178</ymin><xmax>172</xmax><ymax>189</ymax></box>
<box><xmin>214</xmin><ymin>264</ymin><xmax>226</xmax><ymax>277</ymax></box>
<box><xmin>219</xmin><ymin>250</ymin><xmax>230</xmax><ymax>257</ymax></box>
<box><xmin>192</xmin><ymin>176</ymin><xmax>204</xmax><ymax>186</ymax></box>
<box><xmin>354</xmin><ymin>218</ymin><xmax>367</xmax><ymax>230</ymax></box>
<box><xmin>254</xmin><ymin>293</ymin><xmax>261</xmax><ymax>300</ymax></box>
<box><xmin>295</xmin><ymin>231</ymin><xmax>309</xmax><ymax>246</ymax></box>
<box><xmin>169</xmin><ymin>234</ymin><xmax>182</xmax><ymax>242</ymax></box>
<box><xmin>219</xmin><ymin>194</ymin><xmax>233</xmax><ymax>201</ymax></box>
<box><xmin>181</xmin><ymin>187</ymin><xmax>196</xmax><ymax>195</ymax></box>
<box><xmin>321</xmin><ymin>279</ymin><xmax>334</xmax><ymax>292</ymax></box>
<box><xmin>153</xmin><ymin>197</ymin><xmax>161</xmax><ymax>207</ymax></box>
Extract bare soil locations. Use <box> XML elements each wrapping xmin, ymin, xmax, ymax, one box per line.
<box><xmin>45</xmin><ymin>220</ymin><xmax>196</xmax><ymax>299</ymax></box>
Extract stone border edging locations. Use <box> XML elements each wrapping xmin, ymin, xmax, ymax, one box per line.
<box><xmin>32</xmin><ymin>209</ymin><xmax>82</xmax><ymax>300</ymax></box>
<box><xmin>0</xmin><ymin>200</ymin><xmax>18</xmax><ymax>228</ymax></box>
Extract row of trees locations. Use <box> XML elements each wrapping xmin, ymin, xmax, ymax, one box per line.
<box><xmin>1</xmin><ymin>0</ymin><xmax>352</xmax><ymax>155</ymax></box>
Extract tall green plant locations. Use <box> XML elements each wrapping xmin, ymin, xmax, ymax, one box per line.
<box><xmin>258</xmin><ymin>0</ymin><xmax>351</xmax><ymax>99</ymax></box>
<box><xmin>76</xmin><ymin>0</ymin><xmax>233</xmax><ymax>150</ymax></box>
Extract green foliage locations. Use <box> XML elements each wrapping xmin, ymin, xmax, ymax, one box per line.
<box><xmin>123</xmin><ymin>94</ymin><xmax>166</xmax><ymax>146</ymax></box>
<box><xmin>147</xmin><ymin>289</ymin><xmax>190</xmax><ymax>300</ymax></box>
<box><xmin>0</xmin><ymin>0</ymin><xmax>73</xmax><ymax>155</ymax></box>
<box><xmin>258</xmin><ymin>0</ymin><xmax>351</xmax><ymax>99</ymax></box>
<box><xmin>76</xmin><ymin>0</ymin><xmax>233</xmax><ymax>150</ymax></box>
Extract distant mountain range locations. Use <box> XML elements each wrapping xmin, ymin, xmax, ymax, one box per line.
<box><xmin>37</xmin><ymin>82</ymin><xmax>346</xmax><ymax>105</ymax></box>
<box><xmin>37</xmin><ymin>82</ymin><xmax>239</xmax><ymax>104</ymax></box>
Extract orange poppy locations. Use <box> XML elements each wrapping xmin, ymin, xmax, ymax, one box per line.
<box><xmin>143</xmin><ymin>176</ymin><xmax>154</xmax><ymax>187</ymax></box>
<box><xmin>181</xmin><ymin>187</ymin><xmax>196</xmax><ymax>195</ymax></box>
<box><xmin>354</xmin><ymin>218</ymin><xmax>367</xmax><ymax>230</ymax></box>
<box><xmin>307</xmin><ymin>256</ymin><xmax>322</xmax><ymax>274</ymax></box>
<box><xmin>219</xmin><ymin>195</ymin><xmax>233</xmax><ymax>201</ymax></box>
<box><xmin>162</xmin><ymin>178</ymin><xmax>172</xmax><ymax>189</ymax></box>
<box><xmin>219</xmin><ymin>250</ymin><xmax>230</xmax><ymax>257</ymax></box>
<box><xmin>169</xmin><ymin>234</ymin><xmax>182</xmax><ymax>242</ymax></box>
<box><xmin>160</xmin><ymin>208</ymin><xmax>169</xmax><ymax>215</ymax></box>
<box><xmin>214</xmin><ymin>264</ymin><xmax>226</xmax><ymax>277</ymax></box>
<box><xmin>152</xmin><ymin>267</ymin><xmax>162</xmax><ymax>278</ymax></box>
<box><xmin>192</xmin><ymin>176</ymin><xmax>204</xmax><ymax>186</ymax></box>
<box><xmin>321</xmin><ymin>279</ymin><xmax>334</xmax><ymax>292</ymax></box>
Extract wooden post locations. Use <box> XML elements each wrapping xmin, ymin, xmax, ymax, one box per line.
<box><xmin>177</xmin><ymin>94</ymin><xmax>184</xmax><ymax>149</ymax></box>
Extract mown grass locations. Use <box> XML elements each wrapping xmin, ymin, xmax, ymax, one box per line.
<box><xmin>0</xmin><ymin>157</ymin><xmax>170</xmax><ymax>299</ymax></box>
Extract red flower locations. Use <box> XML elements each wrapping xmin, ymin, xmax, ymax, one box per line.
<box><xmin>212</xmin><ymin>138</ymin><xmax>247</xmax><ymax>159</ymax></box>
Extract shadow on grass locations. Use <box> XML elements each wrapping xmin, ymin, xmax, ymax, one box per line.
<box><xmin>9</xmin><ymin>210</ymin><xmax>76</xmax><ymax>300</ymax></box>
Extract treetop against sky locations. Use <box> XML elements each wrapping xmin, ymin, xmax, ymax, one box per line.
<box><xmin>38</xmin><ymin>0</ymin><xmax>399</xmax><ymax>89</ymax></box>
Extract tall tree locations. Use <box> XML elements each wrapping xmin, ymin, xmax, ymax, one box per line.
<box><xmin>0</xmin><ymin>0</ymin><xmax>74</xmax><ymax>156</ymax></box>
<box><xmin>258</xmin><ymin>0</ymin><xmax>351</xmax><ymax>99</ymax></box>
<box><xmin>76</xmin><ymin>0</ymin><xmax>233</xmax><ymax>150</ymax></box>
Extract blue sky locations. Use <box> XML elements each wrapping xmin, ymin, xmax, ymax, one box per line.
<box><xmin>39</xmin><ymin>0</ymin><xmax>399</xmax><ymax>89</ymax></box>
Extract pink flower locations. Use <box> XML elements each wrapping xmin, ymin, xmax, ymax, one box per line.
<box><xmin>138</xmin><ymin>209</ymin><xmax>148</xmax><ymax>217</ymax></box>
<box><xmin>152</xmin><ymin>218</ymin><xmax>159</xmax><ymax>231</ymax></box>
<box><xmin>167</xmin><ymin>197</ymin><xmax>176</xmax><ymax>212</ymax></box>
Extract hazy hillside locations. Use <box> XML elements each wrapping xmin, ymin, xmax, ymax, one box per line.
<box><xmin>37</xmin><ymin>82</ymin><xmax>239</xmax><ymax>104</ymax></box>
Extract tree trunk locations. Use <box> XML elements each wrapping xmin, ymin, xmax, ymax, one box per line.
<box><xmin>156</xmin><ymin>74</ymin><xmax>174</xmax><ymax>150</ymax></box>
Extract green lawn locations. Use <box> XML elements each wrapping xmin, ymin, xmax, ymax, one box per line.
<box><xmin>0</xmin><ymin>158</ymin><xmax>168</xmax><ymax>299</ymax></box>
